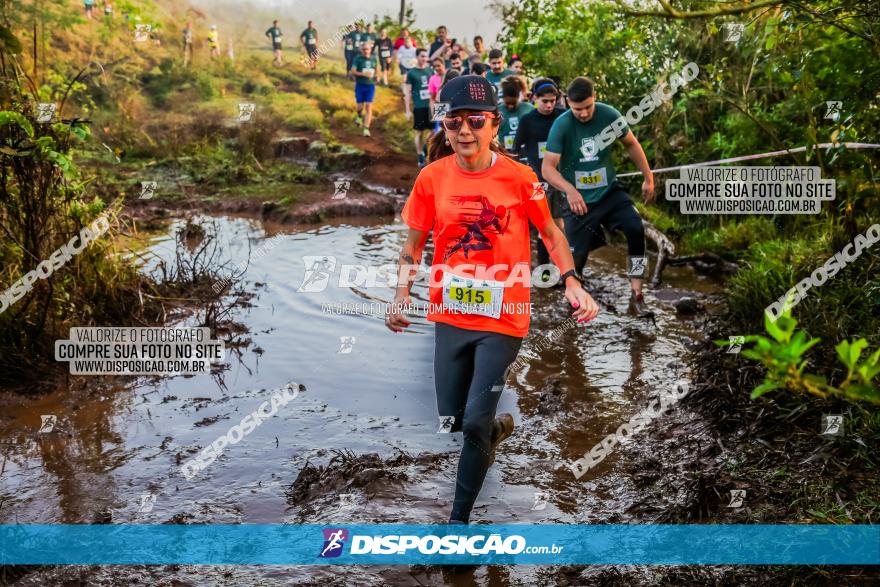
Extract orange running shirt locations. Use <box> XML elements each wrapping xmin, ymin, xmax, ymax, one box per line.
<box><xmin>401</xmin><ymin>153</ymin><xmax>553</xmax><ymax>337</ymax></box>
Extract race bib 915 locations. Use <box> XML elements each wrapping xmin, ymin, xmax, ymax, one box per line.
<box><xmin>441</xmin><ymin>273</ymin><xmax>505</xmax><ymax>319</ymax></box>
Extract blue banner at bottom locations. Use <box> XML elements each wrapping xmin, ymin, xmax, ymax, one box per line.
<box><xmin>1</xmin><ymin>524</ymin><xmax>877</xmax><ymax>565</ymax></box>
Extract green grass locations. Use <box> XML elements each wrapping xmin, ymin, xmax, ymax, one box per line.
<box><xmin>269</xmin><ymin>92</ymin><xmax>326</xmax><ymax>132</ymax></box>
<box><xmin>383</xmin><ymin>111</ymin><xmax>415</xmax><ymax>155</ymax></box>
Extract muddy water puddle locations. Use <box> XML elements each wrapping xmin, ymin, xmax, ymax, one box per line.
<box><xmin>0</xmin><ymin>214</ymin><xmax>720</xmax><ymax>584</ymax></box>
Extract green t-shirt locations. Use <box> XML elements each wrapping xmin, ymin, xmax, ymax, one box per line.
<box><xmin>344</xmin><ymin>31</ymin><xmax>357</xmax><ymax>51</ymax></box>
<box><xmin>352</xmin><ymin>54</ymin><xmax>379</xmax><ymax>85</ymax></box>
<box><xmin>300</xmin><ymin>27</ymin><xmax>316</xmax><ymax>45</ymax></box>
<box><xmin>405</xmin><ymin>67</ymin><xmax>433</xmax><ymax>109</ymax></box>
<box><xmin>545</xmin><ymin>103</ymin><xmax>629</xmax><ymax>203</ymax></box>
<box><xmin>362</xmin><ymin>32</ymin><xmax>377</xmax><ymax>47</ymax></box>
<box><xmin>499</xmin><ymin>102</ymin><xmax>534</xmax><ymax>151</ymax></box>
<box><xmin>485</xmin><ymin>68</ymin><xmax>515</xmax><ymax>100</ymax></box>
<box><xmin>266</xmin><ymin>27</ymin><xmax>282</xmax><ymax>45</ymax></box>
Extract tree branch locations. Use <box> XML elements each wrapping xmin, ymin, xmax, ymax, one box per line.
<box><xmin>613</xmin><ymin>0</ymin><xmax>783</xmax><ymax>18</ymax></box>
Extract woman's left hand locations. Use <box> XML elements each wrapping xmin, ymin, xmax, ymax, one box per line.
<box><xmin>565</xmin><ymin>283</ymin><xmax>600</xmax><ymax>324</ymax></box>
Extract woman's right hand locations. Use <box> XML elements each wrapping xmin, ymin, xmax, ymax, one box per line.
<box><xmin>385</xmin><ymin>295</ymin><xmax>412</xmax><ymax>332</ymax></box>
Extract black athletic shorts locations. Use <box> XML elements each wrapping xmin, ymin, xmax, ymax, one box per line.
<box><xmin>564</xmin><ymin>181</ymin><xmax>646</xmax><ymax>260</ymax></box>
<box><xmin>305</xmin><ymin>44</ymin><xmax>317</xmax><ymax>57</ymax></box>
<box><xmin>413</xmin><ymin>107</ymin><xmax>432</xmax><ymax>131</ymax></box>
<box><xmin>546</xmin><ymin>186</ymin><xmax>567</xmax><ymax>219</ymax></box>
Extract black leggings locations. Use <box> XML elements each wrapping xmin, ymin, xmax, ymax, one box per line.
<box><xmin>564</xmin><ymin>183</ymin><xmax>646</xmax><ymax>277</ymax></box>
<box><xmin>434</xmin><ymin>322</ymin><xmax>523</xmax><ymax>523</ymax></box>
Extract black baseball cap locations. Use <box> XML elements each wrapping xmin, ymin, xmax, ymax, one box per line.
<box><xmin>438</xmin><ymin>75</ymin><xmax>498</xmax><ymax>113</ymax></box>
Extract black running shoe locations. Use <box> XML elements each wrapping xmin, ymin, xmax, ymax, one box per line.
<box><xmin>488</xmin><ymin>413</ymin><xmax>514</xmax><ymax>466</ymax></box>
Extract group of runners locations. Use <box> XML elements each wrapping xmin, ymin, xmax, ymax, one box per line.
<box><xmin>263</xmin><ymin>20</ymin><xmax>322</xmax><ymax>69</ymax></box>
<box><xmin>178</xmin><ymin>22</ymin><xmax>224</xmax><ymax>63</ymax></box>
<box><xmin>377</xmin><ymin>26</ymin><xmax>657</xmax><ymax>526</ymax></box>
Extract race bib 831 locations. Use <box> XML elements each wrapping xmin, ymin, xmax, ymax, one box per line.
<box><xmin>574</xmin><ymin>168</ymin><xmax>609</xmax><ymax>190</ymax></box>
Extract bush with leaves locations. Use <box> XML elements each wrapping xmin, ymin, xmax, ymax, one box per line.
<box><xmin>718</xmin><ymin>308</ymin><xmax>880</xmax><ymax>404</ymax></box>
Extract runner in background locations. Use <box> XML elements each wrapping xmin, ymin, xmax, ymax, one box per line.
<box><xmin>471</xmin><ymin>62</ymin><xmax>489</xmax><ymax>77</ymax></box>
<box><xmin>393</xmin><ymin>27</ymin><xmax>411</xmax><ymax>52</ymax></box>
<box><xmin>300</xmin><ymin>21</ymin><xmax>318</xmax><ymax>70</ymax></box>
<box><xmin>103</xmin><ymin>2</ymin><xmax>113</xmax><ymax>20</ymax></box>
<box><xmin>428</xmin><ymin>57</ymin><xmax>448</xmax><ymax>133</ymax></box>
<box><xmin>208</xmin><ymin>25</ymin><xmax>220</xmax><ymax>59</ymax></box>
<box><xmin>395</xmin><ymin>35</ymin><xmax>418</xmax><ymax>86</ymax></box>
<box><xmin>449</xmin><ymin>52</ymin><xmax>467</xmax><ymax>75</ymax></box>
<box><xmin>404</xmin><ymin>49</ymin><xmax>434</xmax><ymax>167</ymax></box>
<box><xmin>351</xmin><ymin>42</ymin><xmax>379</xmax><ymax>137</ymax></box>
<box><xmin>508</xmin><ymin>55</ymin><xmax>530</xmax><ymax>101</ymax></box>
<box><xmin>376</xmin><ymin>29</ymin><xmax>394</xmax><ymax>86</ymax></box>
<box><xmin>486</xmin><ymin>49</ymin><xmax>515</xmax><ymax>100</ymax></box>
<box><xmin>349</xmin><ymin>22</ymin><xmax>367</xmax><ymax>78</ymax></box>
<box><xmin>429</xmin><ymin>25</ymin><xmax>448</xmax><ymax>59</ymax></box>
<box><xmin>513</xmin><ymin>78</ymin><xmax>568</xmax><ymax>281</ymax></box>
<box><xmin>471</xmin><ymin>35</ymin><xmax>487</xmax><ymax>63</ymax></box>
<box><xmin>385</xmin><ymin>74</ymin><xmax>599</xmax><ymax>526</ymax></box>
<box><xmin>498</xmin><ymin>76</ymin><xmax>534</xmax><ymax>155</ymax></box>
<box><xmin>508</xmin><ymin>55</ymin><xmax>524</xmax><ymax>76</ymax></box>
<box><xmin>451</xmin><ymin>42</ymin><xmax>466</xmax><ymax>60</ymax></box>
<box><xmin>549</xmin><ymin>75</ymin><xmax>567</xmax><ymax>109</ymax></box>
<box><xmin>266</xmin><ymin>20</ymin><xmax>283</xmax><ymax>66</ymax></box>
<box><xmin>542</xmin><ymin>76</ymin><xmax>655</xmax><ymax>316</ymax></box>
<box><xmin>84</xmin><ymin>0</ymin><xmax>96</xmax><ymax>20</ymax></box>
<box><xmin>363</xmin><ymin>23</ymin><xmax>378</xmax><ymax>49</ymax></box>
<box><xmin>182</xmin><ymin>21</ymin><xmax>194</xmax><ymax>67</ymax></box>
<box><xmin>343</xmin><ymin>24</ymin><xmax>358</xmax><ymax>79</ymax></box>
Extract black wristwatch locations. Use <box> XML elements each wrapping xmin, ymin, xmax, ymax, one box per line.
<box><xmin>560</xmin><ymin>269</ymin><xmax>582</xmax><ymax>287</ymax></box>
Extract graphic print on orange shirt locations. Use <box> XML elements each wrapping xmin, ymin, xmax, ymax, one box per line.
<box><xmin>442</xmin><ymin>195</ymin><xmax>513</xmax><ymax>261</ymax></box>
<box><xmin>400</xmin><ymin>154</ymin><xmax>553</xmax><ymax>337</ymax></box>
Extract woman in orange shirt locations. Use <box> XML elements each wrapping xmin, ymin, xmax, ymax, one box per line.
<box><xmin>385</xmin><ymin>75</ymin><xmax>599</xmax><ymax>524</ymax></box>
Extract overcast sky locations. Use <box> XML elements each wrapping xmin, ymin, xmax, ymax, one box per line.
<box><xmin>188</xmin><ymin>0</ymin><xmax>506</xmax><ymax>46</ymax></box>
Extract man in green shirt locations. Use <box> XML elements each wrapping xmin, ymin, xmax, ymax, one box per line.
<box><xmin>351</xmin><ymin>42</ymin><xmax>379</xmax><ymax>137</ymax></box>
<box><xmin>300</xmin><ymin>21</ymin><xmax>318</xmax><ymax>70</ymax></box>
<box><xmin>485</xmin><ymin>48</ymin><xmax>514</xmax><ymax>102</ymax></box>
<box><xmin>542</xmin><ymin>76</ymin><xmax>655</xmax><ymax>316</ymax></box>
<box><xmin>266</xmin><ymin>20</ymin><xmax>283</xmax><ymax>66</ymax></box>
<box><xmin>404</xmin><ymin>48</ymin><xmax>434</xmax><ymax>167</ymax></box>
<box><xmin>344</xmin><ymin>23</ymin><xmax>364</xmax><ymax>79</ymax></box>
<box><xmin>363</xmin><ymin>23</ymin><xmax>377</xmax><ymax>49</ymax></box>
<box><xmin>498</xmin><ymin>76</ymin><xmax>534</xmax><ymax>154</ymax></box>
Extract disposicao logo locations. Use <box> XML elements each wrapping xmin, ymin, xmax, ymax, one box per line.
<box><xmin>318</xmin><ymin>528</ymin><xmax>348</xmax><ymax>558</ymax></box>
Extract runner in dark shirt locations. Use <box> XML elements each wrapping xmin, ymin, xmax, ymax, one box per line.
<box><xmin>375</xmin><ymin>29</ymin><xmax>394</xmax><ymax>86</ymax></box>
<box><xmin>266</xmin><ymin>20</ymin><xmax>283</xmax><ymax>66</ymax></box>
<box><xmin>512</xmin><ymin>78</ymin><xmax>568</xmax><ymax>279</ymax></box>
<box><xmin>300</xmin><ymin>21</ymin><xmax>318</xmax><ymax>70</ymax></box>
<box><xmin>429</xmin><ymin>25</ymin><xmax>448</xmax><ymax>59</ymax></box>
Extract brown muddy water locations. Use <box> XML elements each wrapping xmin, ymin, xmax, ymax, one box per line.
<box><xmin>0</xmin><ymin>214</ymin><xmax>721</xmax><ymax>586</ymax></box>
